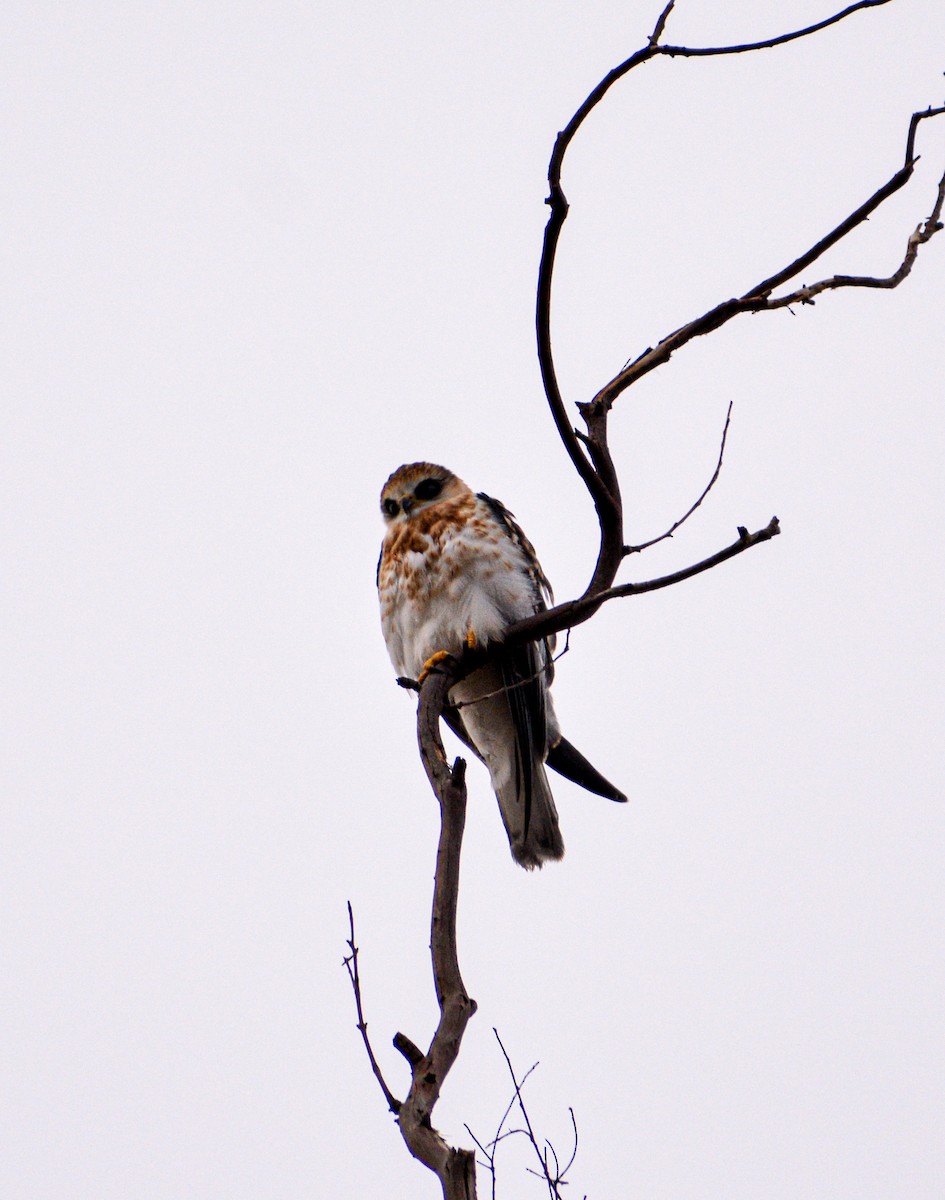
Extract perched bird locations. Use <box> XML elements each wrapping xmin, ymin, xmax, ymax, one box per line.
<box><xmin>377</xmin><ymin>462</ymin><xmax>626</xmax><ymax>869</ymax></box>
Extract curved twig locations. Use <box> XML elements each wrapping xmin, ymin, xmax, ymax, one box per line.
<box><xmin>343</xmin><ymin>903</ymin><xmax>401</xmax><ymax>1115</ymax></box>
<box><xmin>659</xmin><ymin>0</ymin><xmax>895</xmax><ymax>58</ymax></box>
<box><xmin>623</xmin><ymin>401</ymin><xmax>734</xmax><ymax>555</ymax></box>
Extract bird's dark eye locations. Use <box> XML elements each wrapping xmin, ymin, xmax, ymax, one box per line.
<box><xmin>382</xmin><ymin>498</ymin><xmax>400</xmax><ymax>517</ymax></box>
<box><xmin>414</xmin><ymin>478</ymin><xmax>443</xmax><ymax>502</ymax></box>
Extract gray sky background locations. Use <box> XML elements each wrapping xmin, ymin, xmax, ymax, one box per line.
<box><xmin>3</xmin><ymin>2</ymin><xmax>944</xmax><ymax>1197</ymax></box>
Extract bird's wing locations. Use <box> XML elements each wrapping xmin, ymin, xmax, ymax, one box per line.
<box><xmin>475</xmin><ymin>490</ymin><xmax>555</xmax><ymax>642</ymax></box>
<box><xmin>473</xmin><ymin>492</ymin><xmax>626</xmax><ymax>808</ymax></box>
<box><xmin>474</xmin><ymin>491</ymin><xmax>557</xmax><ymax>843</ymax></box>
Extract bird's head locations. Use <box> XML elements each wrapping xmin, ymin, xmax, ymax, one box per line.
<box><xmin>379</xmin><ymin>462</ymin><xmax>469</xmax><ymax>524</ymax></box>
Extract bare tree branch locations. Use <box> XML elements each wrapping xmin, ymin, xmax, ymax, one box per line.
<box><xmin>590</xmin><ymin>105</ymin><xmax>945</xmax><ymax>410</ymax></box>
<box><xmin>659</xmin><ymin>0</ymin><xmax>896</xmax><ymax>58</ymax></box>
<box><xmin>766</xmin><ymin>152</ymin><xmax>945</xmax><ymax>309</ymax></box>
<box><xmin>624</xmin><ymin>401</ymin><xmax>734</xmax><ymax>555</ymax></box>
<box><xmin>343</xmin><ymin>903</ymin><xmax>401</xmax><ymax>1115</ymax></box>
<box><xmin>536</xmin><ymin>0</ymin><xmax>902</xmax><ymax>450</ymax></box>
<box><xmin>393</xmin><ymin>517</ymin><xmax>780</xmax><ymax>696</ymax></box>
<box><xmin>466</xmin><ymin>1036</ymin><xmax>582</xmax><ymax>1200</ymax></box>
<box><xmin>493</xmin><ymin>1032</ymin><xmax>551</xmax><ymax>1192</ymax></box>
<box><xmin>359</xmin><ymin>7</ymin><xmax>942</xmax><ymax>1196</ymax></box>
<box><xmin>500</xmin><ymin>517</ymin><xmax>781</xmax><ymax>652</ymax></box>
<box><xmin>464</xmin><ymin>1060</ymin><xmax>541</xmax><ymax>1200</ymax></box>
<box><xmin>536</xmin><ymin>3</ymin><xmax>944</xmax><ymax>618</ymax></box>
<box><xmin>493</xmin><ymin>1030</ymin><xmax>580</xmax><ymax>1199</ymax></box>
<box><xmin>648</xmin><ymin>2</ymin><xmax>677</xmax><ymax>47</ymax></box>
<box><xmin>391</xmin><ymin>661</ymin><xmax>479</xmax><ymax>1199</ymax></box>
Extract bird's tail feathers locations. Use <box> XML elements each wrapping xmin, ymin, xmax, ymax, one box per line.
<box><xmin>454</xmin><ymin>671</ymin><xmax>564</xmax><ymax>869</ymax></box>
<box><xmin>497</xmin><ymin>750</ymin><xmax>564</xmax><ymax>870</ymax></box>
<box><xmin>547</xmin><ymin>736</ymin><xmax>627</xmax><ymax>803</ymax></box>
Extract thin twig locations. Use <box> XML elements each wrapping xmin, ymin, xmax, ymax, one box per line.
<box><xmin>561</xmin><ymin>1109</ymin><xmax>580</xmax><ymax>1180</ymax></box>
<box><xmin>624</xmin><ymin>401</ymin><xmax>734</xmax><ymax>554</ymax></box>
<box><xmin>343</xmin><ymin>902</ymin><xmax>401</xmax><ymax>1115</ymax></box>
<box><xmin>494</xmin><ymin>1031</ymin><xmax>555</xmax><ymax>1195</ymax></box>
<box><xmin>494</xmin><ymin>1030</ymin><xmax>578</xmax><ymax>1198</ymax></box>
<box><xmin>660</xmin><ymin>0</ymin><xmax>894</xmax><ymax>59</ymax></box>
<box><xmin>465</xmin><ymin>1060</ymin><xmax>542</xmax><ymax>1200</ymax></box>
<box><xmin>648</xmin><ymin>1</ymin><xmax>676</xmax><ymax>46</ymax></box>
<box><xmin>463</xmin><ymin>1124</ymin><xmax>497</xmax><ymax>1200</ymax></box>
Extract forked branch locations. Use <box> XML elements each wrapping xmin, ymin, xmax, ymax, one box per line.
<box><xmin>465</xmin><ymin>1030</ymin><xmax>581</xmax><ymax>1200</ymax></box>
<box><xmin>345</xmin><ymin>666</ymin><xmax>478</xmax><ymax>1198</ymax></box>
<box><xmin>537</xmin><ymin>2</ymin><xmax>945</xmax><ymax>613</ymax></box>
<box><xmin>597</xmin><ymin>105</ymin><xmax>945</xmax><ymax>408</ymax></box>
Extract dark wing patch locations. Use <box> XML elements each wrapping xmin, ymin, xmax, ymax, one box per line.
<box><xmin>476</xmin><ymin>491</ymin><xmax>556</xmax><ymax>842</ymax></box>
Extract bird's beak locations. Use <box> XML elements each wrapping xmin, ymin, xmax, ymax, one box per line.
<box><xmin>401</xmin><ymin>497</ymin><xmax>414</xmax><ymax>515</ymax></box>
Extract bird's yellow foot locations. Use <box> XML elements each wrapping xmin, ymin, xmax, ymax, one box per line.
<box><xmin>465</xmin><ymin>629</ymin><xmax>477</xmax><ymax>650</ymax></box>
<box><xmin>418</xmin><ymin>649</ymin><xmax>451</xmax><ymax>684</ymax></box>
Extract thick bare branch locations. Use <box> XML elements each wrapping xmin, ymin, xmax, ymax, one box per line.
<box><xmin>392</xmin><ymin>661</ymin><xmax>479</xmax><ymax>1199</ymax></box>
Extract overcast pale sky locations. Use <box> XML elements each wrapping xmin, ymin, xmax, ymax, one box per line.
<box><xmin>3</xmin><ymin>2</ymin><xmax>944</xmax><ymax>1197</ymax></box>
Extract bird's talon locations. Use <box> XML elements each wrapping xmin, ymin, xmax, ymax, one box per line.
<box><xmin>465</xmin><ymin>629</ymin><xmax>477</xmax><ymax>651</ymax></box>
<box><xmin>418</xmin><ymin>649</ymin><xmax>451</xmax><ymax>684</ymax></box>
